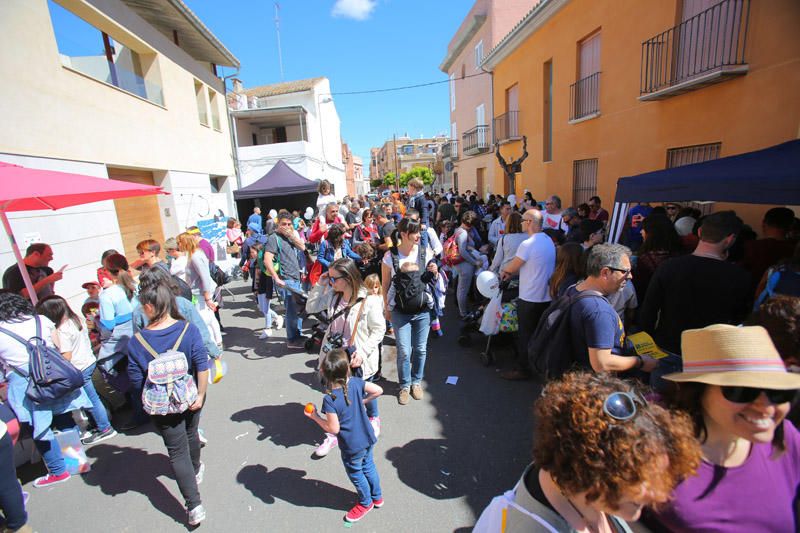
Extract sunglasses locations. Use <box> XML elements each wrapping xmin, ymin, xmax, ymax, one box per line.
<box><xmin>329</xmin><ymin>275</ymin><xmax>345</xmax><ymax>282</ymax></box>
<box><xmin>607</xmin><ymin>266</ymin><xmax>631</xmax><ymax>276</ymax></box>
<box><xmin>720</xmin><ymin>386</ymin><xmax>796</xmax><ymax>404</ymax></box>
<box><xmin>603</xmin><ymin>391</ymin><xmax>647</xmax><ymax>421</ymax></box>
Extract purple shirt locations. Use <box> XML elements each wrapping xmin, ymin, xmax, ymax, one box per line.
<box><xmin>198</xmin><ymin>239</ymin><xmax>215</xmax><ymax>262</ymax></box>
<box><xmin>652</xmin><ymin>421</ymin><xmax>800</xmax><ymax>532</ymax></box>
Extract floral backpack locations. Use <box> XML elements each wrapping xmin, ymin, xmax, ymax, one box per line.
<box><xmin>137</xmin><ymin>323</ymin><xmax>198</xmax><ymax>416</ymax></box>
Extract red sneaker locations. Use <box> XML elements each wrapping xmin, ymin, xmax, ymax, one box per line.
<box><xmin>345</xmin><ymin>502</ymin><xmax>374</xmax><ymax>522</ymax></box>
<box><xmin>373</xmin><ymin>497</ymin><xmax>385</xmax><ymax>508</ymax></box>
<box><xmin>33</xmin><ymin>471</ymin><xmax>71</xmax><ymax>488</ymax></box>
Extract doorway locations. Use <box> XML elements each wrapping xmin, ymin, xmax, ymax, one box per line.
<box><xmin>108</xmin><ymin>168</ymin><xmax>165</xmax><ymax>260</ymax></box>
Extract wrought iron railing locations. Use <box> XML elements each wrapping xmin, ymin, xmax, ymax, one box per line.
<box><xmin>442</xmin><ymin>140</ymin><xmax>459</xmax><ymax>160</ymax></box>
<box><xmin>493</xmin><ymin>111</ymin><xmax>520</xmax><ymax>142</ymax></box>
<box><xmin>640</xmin><ymin>0</ymin><xmax>750</xmax><ymax>95</ymax></box>
<box><xmin>462</xmin><ymin>125</ymin><xmax>491</xmax><ymax>154</ymax></box>
<box><xmin>569</xmin><ymin>72</ymin><xmax>601</xmax><ymax>121</ymax></box>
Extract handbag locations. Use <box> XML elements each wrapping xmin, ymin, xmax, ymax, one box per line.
<box><xmin>226</xmin><ymin>242</ymin><xmax>241</xmax><ymax>255</ymax></box>
<box><xmin>308</xmin><ymin>260</ymin><xmax>324</xmax><ymax>286</ymax></box>
<box><xmin>0</xmin><ymin>316</ymin><xmax>84</xmax><ymax>405</ymax></box>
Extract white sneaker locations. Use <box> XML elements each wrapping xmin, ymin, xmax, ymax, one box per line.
<box><xmin>259</xmin><ymin>328</ymin><xmax>273</xmax><ymax>339</ymax></box>
<box><xmin>275</xmin><ymin>315</ymin><xmax>285</xmax><ymax>329</ymax></box>
<box><xmin>369</xmin><ymin>417</ymin><xmax>381</xmax><ymax>438</ymax></box>
<box><xmin>188</xmin><ymin>504</ymin><xmax>206</xmax><ymax>526</ymax></box>
<box><xmin>314</xmin><ymin>433</ymin><xmax>338</xmax><ymax>457</ymax></box>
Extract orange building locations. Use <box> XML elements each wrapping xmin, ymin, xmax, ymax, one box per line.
<box><xmin>482</xmin><ymin>0</ymin><xmax>800</xmax><ymax>224</ymax></box>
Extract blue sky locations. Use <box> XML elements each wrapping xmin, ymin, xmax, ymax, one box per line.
<box><xmin>184</xmin><ymin>0</ymin><xmax>474</xmax><ymax>175</ymax></box>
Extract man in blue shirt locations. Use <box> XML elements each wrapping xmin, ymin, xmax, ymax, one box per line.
<box><xmin>247</xmin><ymin>207</ymin><xmax>263</xmax><ymax>234</ymax></box>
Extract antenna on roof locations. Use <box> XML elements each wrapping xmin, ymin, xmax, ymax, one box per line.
<box><xmin>274</xmin><ymin>2</ymin><xmax>285</xmax><ymax>81</ymax></box>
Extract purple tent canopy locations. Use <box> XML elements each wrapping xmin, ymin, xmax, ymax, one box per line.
<box><xmin>233</xmin><ymin>160</ymin><xmax>319</xmax><ymax>200</ymax></box>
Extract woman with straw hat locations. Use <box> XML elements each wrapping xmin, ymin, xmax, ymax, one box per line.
<box><xmin>645</xmin><ymin>324</ymin><xmax>800</xmax><ymax>532</ymax></box>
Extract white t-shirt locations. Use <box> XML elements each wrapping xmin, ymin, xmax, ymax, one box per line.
<box><xmin>515</xmin><ymin>233</ymin><xmax>556</xmax><ymax>303</ymax></box>
<box><xmin>0</xmin><ymin>315</ymin><xmax>56</xmax><ymax>376</ymax></box>
<box><xmin>170</xmin><ymin>255</ymin><xmax>188</xmax><ymax>282</ymax></box>
<box><xmin>542</xmin><ymin>212</ymin><xmax>564</xmax><ymax>231</ymax></box>
<box><xmin>382</xmin><ymin>246</ymin><xmax>435</xmax><ymax>311</ymax></box>
<box><xmin>56</xmin><ymin>318</ymin><xmax>96</xmax><ymax>372</ymax></box>
<box><xmin>316</xmin><ymin>193</ymin><xmax>337</xmax><ymax>213</ymax></box>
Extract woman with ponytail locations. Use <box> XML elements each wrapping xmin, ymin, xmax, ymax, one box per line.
<box><xmin>96</xmin><ymin>253</ymin><xmax>137</xmax><ymax>377</ymax></box>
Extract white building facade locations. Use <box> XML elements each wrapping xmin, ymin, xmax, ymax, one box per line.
<box><xmin>228</xmin><ymin>77</ymin><xmax>347</xmax><ymax>199</ymax></box>
<box><xmin>0</xmin><ymin>0</ymin><xmax>240</xmax><ymax>308</ymax></box>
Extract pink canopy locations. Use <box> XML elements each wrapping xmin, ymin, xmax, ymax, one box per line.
<box><xmin>0</xmin><ymin>161</ymin><xmax>165</xmax><ymax>212</ymax></box>
<box><xmin>0</xmin><ymin>161</ymin><xmax>167</xmax><ymax>303</ymax></box>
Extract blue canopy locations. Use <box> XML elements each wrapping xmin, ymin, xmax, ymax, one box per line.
<box><xmin>614</xmin><ymin>139</ymin><xmax>800</xmax><ymax>204</ymax></box>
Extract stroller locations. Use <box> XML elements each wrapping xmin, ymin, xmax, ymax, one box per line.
<box><xmin>457</xmin><ymin>279</ymin><xmax>519</xmax><ymax>366</ymax></box>
<box><xmin>282</xmin><ymin>282</ymin><xmax>338</xmax><ymax>355</ymax></box>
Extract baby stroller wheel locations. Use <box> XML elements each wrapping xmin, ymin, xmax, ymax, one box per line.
<box><xmin>457</xmin><ymin>334</ymin><xmax>470</xmax><ymax>346</ymax></box>
<box><xmin>304</xmin><ymin>338</ymin><xmax>314</xmax><ymax>352</ymax></box>
<box><xmin>480</xmin><ymin>350</ymin><xmax>494</xmax><ymax>367</ymax></box>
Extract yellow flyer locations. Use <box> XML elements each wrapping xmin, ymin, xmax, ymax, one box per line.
<box><xmin>627</xmin><ymin>332</ymin><xmax>669</xmax><ymax>359</ymax></box>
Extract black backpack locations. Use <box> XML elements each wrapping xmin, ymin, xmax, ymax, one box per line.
<box><xmin>390</xmin><ymin>246</ymin><xmax>428</xmax><ymax>315</ymax></box>
<box><xmin>0</xmin><ymin>316</ymin><xmax>84</xmax><ymax>404</ymax></box>
<box><xmin>209</xmin><ymin>261</ymin><xmax>230</xmax><ymax>286</ymax></box>
<box><xmin>528</xmin><ymin>289</ymin><xmax>605</xmax><ymax>381</ymax></box>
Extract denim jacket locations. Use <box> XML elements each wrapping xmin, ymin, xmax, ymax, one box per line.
<box><xmin>317</xmin><ymin>239</ymin><xmax>361</xmax><ymax>269</ymax></box>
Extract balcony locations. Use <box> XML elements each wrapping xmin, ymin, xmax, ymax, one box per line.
<box><xmin>462</xmin><ymin>125</ymin><xmax>491</xmax><ymax>156</ymax></box>
<box><xmin>493</xmin><ymin>111</ymin><xmax>521</xmax><ymax>143</ymax></box>
<box><xmin>639</xmin><ymin>0</ymin><xmax>750</xmax><ymax>100</ymax></box>
<box><xmin>442</xmin><ymin>139</ymin><xmax>459</xmax><ymax>160</ymax></box>
<box><xmin>569</xmin><ymin>72</ymin><xmax>601</xmax><ymax>122</ymax></box>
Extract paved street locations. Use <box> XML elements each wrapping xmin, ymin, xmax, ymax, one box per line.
<box><xmin>20</xmin><ymin>281</ymin><xmax>539</xmax><ymax>532</ymax></box>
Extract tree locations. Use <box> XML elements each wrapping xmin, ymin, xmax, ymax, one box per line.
<box><xmin>370</xmin><ymin>177</ymin><xmax>384</xmax><ymax>188</ymax></box>
<box><xmin>382</xmin><ymin>172</ymin><xmax>397</xmax><ymax>187</ymax></box>
<box><xmin>399</xmin><ymin>166</ymin><xmax>435</xmax><ymax>187</ymax></box>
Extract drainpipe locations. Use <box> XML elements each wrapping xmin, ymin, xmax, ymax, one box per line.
<box><xmin>480</xmin><ymin>62</ymin><xmax>494</xmax><ymax>194</ymax></box>
<box><xmin>223</xmin><ymin>70</ymin><xmax>242</xmax><ymax>192</ymax></box>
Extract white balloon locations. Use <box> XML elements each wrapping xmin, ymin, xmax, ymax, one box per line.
<box><xmin>268</xmin><ymin>209</ymin><xmax>278</xmax><ymax>219</ymax></box>
<box><xmin>476</xmin><ymin>270</ymin><xmax>500</xmax><ymax>299</ymax></box>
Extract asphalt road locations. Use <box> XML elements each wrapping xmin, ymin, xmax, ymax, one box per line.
<box><xmin>19</xmin><ymin>281</ymin><xmax>540</xmax><ymax>532</ymax></box>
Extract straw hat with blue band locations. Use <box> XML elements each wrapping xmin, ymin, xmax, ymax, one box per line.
<box><xmin>664</xmin><ymin>324</ymin><xmax>800</xmax><ymax>389</ymax></box>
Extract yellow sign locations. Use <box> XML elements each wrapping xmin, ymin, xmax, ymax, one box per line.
<box><xmin>627</xmin><ymin>332</ymin><xmax>669</xmax><ymax>359</ymax></box>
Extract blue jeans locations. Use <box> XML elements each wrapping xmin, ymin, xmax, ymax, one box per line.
<box><xmin>391</xmin><ymin>310</ymin><xmax>431</xmax><ymax>389</ymax></box>
<box><xmin>0</xmin><ymin>432</ymin><xmax>27</xmax><ymax>529</ymax></box>
<box><xmin>454</xmin><ymin>261</ymin><xmax>476</xmax><ymax>317</ymax></box>
<box><xmin>282</xmin><ymin>279</ymin><xmax>303</xmax><ymax>341</ymax></box>
<box><xmin>81</xmin><ymin>364</ymin><xmax>111</xmax><ymax>432</ymax></box>
<box><xmin>341</xmin><ymin>445</ymin><xmax>382</xmax><ymax>506</ymax></box>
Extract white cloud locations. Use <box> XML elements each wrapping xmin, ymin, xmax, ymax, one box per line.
<box><xmin>331</xmin><ymin>0</ymin><xmax>377</xmax><ymax>21</ymax></box>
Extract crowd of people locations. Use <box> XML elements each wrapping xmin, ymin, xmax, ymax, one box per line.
<box><xmin>0</xmin><ymin>172</ymin><xmax>799</xmax><ymax>530</ymax></box>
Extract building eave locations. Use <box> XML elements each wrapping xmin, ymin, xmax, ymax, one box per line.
<box><xmin>439</xmin><ymin>14</ymin><xmax>487</xmax><ymax>73</ymax></box>
<box><xmin>481</xmin><ymin>0</ymin><xmax>569</xmax><ymax>71</ymax></box>
<box><xmin>121</xmin><ymin>0</ymin><xmax>240</xmax><ymax>68</ymax></box>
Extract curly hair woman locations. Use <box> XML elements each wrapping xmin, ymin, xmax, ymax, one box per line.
<box><xmin>475</xmin><ymin>371</ymin><xmax>700</xmax><ymax>532</ymax></box>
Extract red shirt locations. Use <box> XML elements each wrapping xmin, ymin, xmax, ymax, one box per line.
<box><xmin>309</xmin><ymin>216</ymin><xmax>344</xmax><ymax>244</ymax></box>
<box><xmin>589</xmin><ymin>208</ymin><xmax>609</xmax><ymax>222</ymax></box>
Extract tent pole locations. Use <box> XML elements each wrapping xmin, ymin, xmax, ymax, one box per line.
<box><xmin>0</xmin><ymin>210</ymin><xmax>38</xmax><ymax>305</ymax></box>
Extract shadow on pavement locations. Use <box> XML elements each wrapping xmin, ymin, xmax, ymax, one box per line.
<box><xmin>385</xmin><ymin>292</ymin><xmax>540</xmax><ymax>521</ymax></box>
<box><xmin>289</xmin><ymin>370</ymin><xmax>319</xmax><ymax>389</ymax></box>
<box><xmin>237</xmin><ymin>465</ymin><xmax>354</xmax><ymax>510</ymax></box>
<box><xmin>82</xmin><ymin>444</ymin><xmax>187</xmax><ymax>526</ymax></box>
<box><xmin>385</xmin><ymin>438</ymin><xmax>470</xmax><ymax>500</ymax></box>
<box><xmin>230</xmin><ymin>402</ymin><xmax>322</xmax><ymax>448</ymax></box>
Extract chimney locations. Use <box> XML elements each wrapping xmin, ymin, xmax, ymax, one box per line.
<box><xmin>232</xmin><ymin>78</ymin><xmax>243</xmax><ymax>93</ymax></box>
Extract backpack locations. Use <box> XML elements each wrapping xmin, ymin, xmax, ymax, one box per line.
<box><xmin>0</xmin><ymin>316</ymin><xmax>84</xmax><ymax>405</ymax></box>
<box><xmin>528</xmin><ymin>289</ymin><xmax>605</xmax><ymax>381</ymax></box>
<box><xmin>209</xmin><ymin>261</ymin><xmax>230</xmax><ymax>286</ymax></box>
<box><xmin>390</xmin><ymin>246</ymin><xmax>428</xmax><ymax>314</ymax></box>
<box><xmin>152</xmin><ymin>262</ymin><xmax>192</xmax><ymax>301</ymax></box>
<box><xmin>137</xmin><ymin>322</ymin><xmax>198</xmax><ymax>416</ymax></box>
<box><xmin>755</xmin><ymin>266</ymin><xmax>800</xmax><ymax>308</ymax></box>
<box><xmin>473</xmin><ymin>480</ymin><xmax>559</xmax><ymax>533</ymax></box>
<box><xmin>441</xmin><ymin>228</ymin><xmax>465</xmax><ymax>267</ymax></box>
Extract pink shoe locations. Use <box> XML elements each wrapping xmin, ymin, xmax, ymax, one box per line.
<box><xmin>314</xmin><ymin>433</ymin><xmax>338</xmax><ymax>457</ymax></box>
<box><xmin>33</xmin><ymin>471</ymin><xmax>71</xmax><ymax>488</ymax></box>
<box><xmin>373</xmin><ymin>497</ymin><xmax>385</xmax><ymax>508</ymax></box>
<box><xmin>345</xmin><ymin>502</ymin><xmax>374</xmax><ymax>522</ymax></box>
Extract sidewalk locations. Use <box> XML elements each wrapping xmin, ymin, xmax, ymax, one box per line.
<box><xmin>20</xmin><ymin>281</ymin><xmax>538</xmax><ymax>532</ymax></box>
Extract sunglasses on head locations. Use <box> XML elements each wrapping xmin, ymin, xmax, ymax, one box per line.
<box><xmin>720</xmin><ymin>386</ymin><xmax>796</xmax><ymax>404</ymax></box>
<box><xmin>603</xmin><ymin>391</ymin><xmax>647</xmax><ymax>421</ymax></box>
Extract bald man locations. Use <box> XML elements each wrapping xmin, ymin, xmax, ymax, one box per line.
<box><xmin>499</xmin><ymin>210</ymin><xmax>556</xmax><ymax>380</ymax></box>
